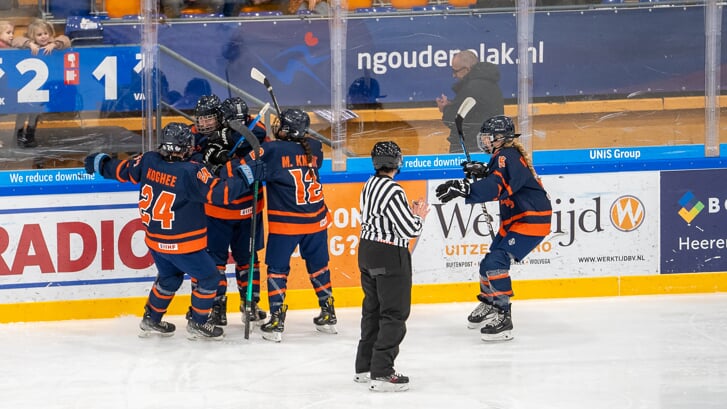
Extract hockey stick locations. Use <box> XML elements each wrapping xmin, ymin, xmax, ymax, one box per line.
<box><xmin>455</xmin><ymin>97</ymin><xmax>477</xmax><ymax>162</ymax></box>
<box><xmin>226</xmin><ymin>103</ymin><xmax>271</xmax><ymax>158</ymax></box>
<box><xmin>455</xmin><ymin>97</ymin><xmax>496</xmax><ymax>241</ymax></box>
<box><xmin>250</xmin><ymin>67</ymin><xmax>282</xmax><ymax>118</ymax></box>
<box><xmin>249</xmin><ymin>68</ymin><xmax>355</xmax><ymax>157</ymax></box>
<box><xmin>232</xmin><ymin>124</ymin><xmax>264</xmax><ymax>340</ymax></box>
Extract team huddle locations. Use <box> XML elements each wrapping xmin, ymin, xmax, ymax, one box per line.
<box><xmin>85</xmin><ymin>94</ymin><xmax>336</xmax><ymax>342</ymax></box>
<box><xmin>84</xmin><ymin>94</ymin><xmax>552</xmax><ymax>392</ymax></box>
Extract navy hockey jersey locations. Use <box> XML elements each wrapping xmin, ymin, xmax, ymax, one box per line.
<box><xmin>238</xmin><ymin>137</ymin><xmax>331</xmax><ymax>235</ymax></box>
<box><xmin>466</xmin><ymin>147</ymin><xmax>552</xmax><ymax>237</ymax></box>
<box><xmin>99</xmin><ymin>152</ymin><xmax>250</xmax><ymax>254</ymax></box>
<box><xmin>204</xmin><ymin>123</ymin><xmax>267</xmax><ymax>221</ymax></box>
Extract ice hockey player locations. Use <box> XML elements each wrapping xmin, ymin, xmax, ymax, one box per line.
<box><xmin>84</xmin><ymin>122</ymin><xmax>264</xmax><ymax>340</ymax></box>
<box><xmin>436</xmin><ymin>115</ymin><xmax>552</xmax><ymax>341</ymax></box>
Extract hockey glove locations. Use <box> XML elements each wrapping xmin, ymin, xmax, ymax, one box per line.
<box><xmin>462</xmin><ymin>161</ymin><xmax>488</xmax><ymax>180</ymax></box>
<box><xmin>435</xmin><ymin>179</ymin><xmax>471</xmax><ymax>203</ymax></box>
<box><xmin>84</xmin><ymin>153</ymin><xmax>110</xmax><ymax>175</ymax></box>
<box><xmin>203</xmin><ymin>142</ymin><xmax>230</xmax><ymax>166</ymax></box>
<box><xmin>208</xmin><ymin>128</ymin><xmax>236</xmax><ymax>150</ymax></box>
<box><xmin>236</xmin><ymin>160</ymin><xmax>266</xmax><ymax>186</ymax></box>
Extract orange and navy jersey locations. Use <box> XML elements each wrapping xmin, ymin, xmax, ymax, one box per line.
<box><xmin>203</xmin><ymin>121</ymin><xmax>268</xmax><ymax>221</ymax></box>
<box><xmin>466</xmin><ymin>147</ymin><xmax>552</xmax><ymax>238</ymax></box>
<box><xmin>205</xmin><ymin>160</ymin><xmax>264</xmax><ymax>220</ymax></box>
<box><xmin>237</xmin><ymin>137</ymin><xmax>330</xmax><ymax>235</ymax></box>
<box><xmin>98</xmin><ymin>152</ymin><xmax>250</xmax><ymax>254</ymax></box>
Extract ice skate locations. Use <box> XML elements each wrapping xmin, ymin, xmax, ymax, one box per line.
<box><xmin>210</xmin><ymin>295</ymin><xmax>228</xmax><ymax>326</ymax></box>
<box><xmin>186</xmin><ymin>308</ymin><xmax>224</xmax><ymax>340</ymax></box>
<box><xmin>369</xmin><ymin>372</ymin><xmax>410</xmax><ymax>392</ymax></box>
<box><xmin>353</xmin><ymin>372</ymin><xmax>370</xmax><ymax>383</ymax></box>
<box><xmin>260</xmin><ymin>304</ymin><xmax>287</xmax><ymax>342</ymax></box>
<box><xmin>467</xmin><ymin>301</ymin><xmax>497</xmax><ymax>329</ymax></box>
<box><xmin>313</xmin><ymin>296</ymin><xmax>337</xmax><ymax>334</ymax></box>
<box><xmin>138</xmin><ymin>313</ymin><xmax>176</xmax><ymax>338</ymax></box>
<box><xmin>241</xmin><ymin>299</ymin><xmax>267</xmax><ymax>326</ymax></box>
<box><xmin>480</xmin><ymin>307</ymin><xmax>513</xmax><ymax>342</ymax></box>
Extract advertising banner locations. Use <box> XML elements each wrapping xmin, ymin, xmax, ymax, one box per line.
<box><xmin>660</xmin><ymin>169</ymin><xmax>727</xmax><ymax>273</ymax></box>
<box><xmin>0</xmin><ymin>167</ymin><xmax>705</xmax><ymax>305</ymax></box>
<box><xmin>413</xmin><ymin>172</ymin><xmax>660</xmax><ymax>283</ymax></box>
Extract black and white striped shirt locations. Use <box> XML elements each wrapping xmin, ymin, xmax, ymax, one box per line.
<box><xmin>359</xmin><ymin>174</ymin><xmax>424</xmax><ymax>248</ymax></box>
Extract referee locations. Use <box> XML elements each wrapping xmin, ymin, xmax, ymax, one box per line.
<box><xmin>354</xmin><ymin>141</ymin><xmax>430</xmax><ymax>392</ymax></box>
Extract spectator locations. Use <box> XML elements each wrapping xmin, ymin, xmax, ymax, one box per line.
<box><xmin>13</xmin><ymin>19</ymin><xmax>70</xmax><ymax>55</ymax></box>
<box><xmin>12</xmin><ymin>19</ymin><xmax>71</xmax><ymax>148</ymax></box>
<box><xmin>348</xmin><ymin>73</ymin><xmax>385</xmax><ymax>109</ymax></box>
<box><xmin>287</xmin><ymin>0</ymin><xmax>329</xmax><ymax>14</ymax></box>
<box><xmin>0</xmin><ymin>20</ymin><xmax>14</xmax><ymax>48</ymax></box>
<box><xmin>436</xmin><ymin>50</ymin><xmax>504</xmax><ymax>154</ymax></box>
<box><xmin>172</xmin><ymin>78</ymin><xmax>213</xmax><ymax>110</ymax></box>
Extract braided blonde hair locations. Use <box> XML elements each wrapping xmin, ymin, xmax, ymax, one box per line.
<box><xmin>505</xmin><ymin>139</ymin><xmax>540</xmax><ymax>181</ymax></box>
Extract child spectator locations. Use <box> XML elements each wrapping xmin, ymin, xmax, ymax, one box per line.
<box><xmin>11</xmin><ymin>19</ymin><xmax>71</xmax><ymax>148</ymax></box>
<box><xmin>13</xmin><ymin>19</ymin><xmax>70</xmax><ymax>56</ymax></box>
<box><xmin>0</xmin><ymin>21</ymin><xmax>14</xmax><ymax>49</ymax></box>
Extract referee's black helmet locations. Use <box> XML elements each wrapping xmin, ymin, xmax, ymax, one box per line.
<box><xmin>371</xmin><ymin>141</ymin><xmax>402</xmax><ymax>170</ymax></box>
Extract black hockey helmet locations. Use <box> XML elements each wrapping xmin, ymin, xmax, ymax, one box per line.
<box><xmin>159</xmin><ymin>122</ymin><xmax>194</xmax><ymax>160</ymax></box>
<box><xmin>194</xmin><ymin>94</ymin><xmax>223</xmax><ymax>134</ymax></box>
<box><xmin>477</xmin><ymin>115</ymin><xmax>520</xmax><ymax>153</ymax></box>
<box><xmin>275</xmin><ymin>108</ymin><xmax>310</xmax><ymax>141</ymax></box>
<box><xmin>220</xmin><ymin>97</ymin><xmax>249</xmax><ymax>127</ymax></box>
<box><xmin>371</xmin><ymin>141</ymin><xmax>402</xmax><ymax>171</ymax></box>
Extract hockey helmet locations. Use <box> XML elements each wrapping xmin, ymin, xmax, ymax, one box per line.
<box><xmin>275</xmin><ymin>108</ymin><xmax>310</xmax><ymax>141</ymax></box>
<box><xmin>220</xmin><ymin>97</ymin><xmax>249</xmax><ymax>127</ymax></box>
<box><xmin>477</xmin><ymin>115</ymin><xmax>520</xmax><ymax>154</ymax></box>
<box><xmin>371</xmin><ymin>141</ymin><xmax>402</xmax><ymax>171</ymax></box>
<box><xmin>159</xmin><ymin>122</ymin><xmax>194</xmax><ymax>160</ymax></box>
<box><xmin>194</xmin><ymin>94</ymin><xmax>223</xmax><ymax>134</ymax></box>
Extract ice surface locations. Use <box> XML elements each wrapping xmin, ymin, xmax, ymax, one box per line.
<box><xmin>2</xmin><ymin>293</ymin><xmax>726</xmax><ymax>409</ymax></box>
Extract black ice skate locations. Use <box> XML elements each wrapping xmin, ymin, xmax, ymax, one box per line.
<box><xmin>480</xmin><ymin>307</ymin><xmax>513</xmax><ymax>342</ymax></box>
<box><xmin>467</xmin><ymin>301</ymin><xmax>497</xmax><ymax>329</ymax></box>
<box><xmin>369</xmin><ymin>372</ymin><xmax>410</xmax><ymax>392</ymax></box>
<box><xmin>260</xmin><ymin>304</ymin><xmax>287</xmax><ymax>342</ymax></box>
<box><xmin>241</xmin><ymin>299</ymin><xmax>267</xmax><ymax>325</ymax></box>
<box><xmin>186</xmin><ymin>308</ymin><xmax>224</xmax><ymax>340</ymax></box>
<box><xmin>139</xmin><ymin>313</ymin><xmax>176</xmax><ymax>338</ymax></box>
<box><xmin>313</xmin><ymin>296</ymin><xmax>337</xmax><ymax>334</ymax></box>
<box><xmin>210</xmin><ymin>295</ymin><xmax>228</xmax><ymax>326</ymax></box>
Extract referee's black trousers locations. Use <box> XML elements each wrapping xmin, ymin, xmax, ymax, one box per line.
<box><xmin>355</xmin><ymin>239</ymin><xmax>412</xmax><ymax>378</ymax></box>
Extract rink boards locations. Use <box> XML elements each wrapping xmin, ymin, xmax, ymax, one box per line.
<box><xmin>1</xmin><ymin>158</ymin><xmax>727</xmax><ymax>322</ymax></box>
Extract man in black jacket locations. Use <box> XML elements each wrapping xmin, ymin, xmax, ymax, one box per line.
<box><xmin>436</xmin><ymin>50</ymin><xmax>505</xmax><ymax>153</ymax></box>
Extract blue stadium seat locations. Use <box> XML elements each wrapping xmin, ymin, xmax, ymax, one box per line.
<box><xmin>601</xmin><ymin>0</ymin><xmax>624</xmax><ymax>3</ymax></box>
<box><xmin>50</xmin><ymin>0</ymin><xmax>92</xmax><ymax>18</ymax></box>
<box><xmin>65</xmin><ymin>15</ymin><xmax>104</xmax><ymax>46</ymax></box>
